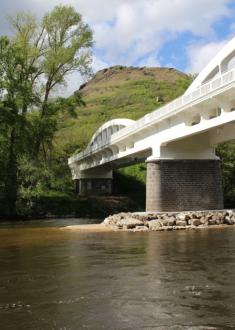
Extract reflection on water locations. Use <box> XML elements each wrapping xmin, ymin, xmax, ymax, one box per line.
<box><xmin>0</xmin><ymin>220</ymin><xmax>235</xmax><ymax>329</ymax></box>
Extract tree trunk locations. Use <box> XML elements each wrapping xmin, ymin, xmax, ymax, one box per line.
<box><xmin>5</xmin><ymin>128</ymin><xmax>18</xmax><ymax>218</ymax></box>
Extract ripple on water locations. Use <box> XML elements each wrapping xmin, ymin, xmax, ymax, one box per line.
<box><xmin>0</xmin><ymin>222</ymin><xmax>235</xmax><ymax>329</ymax></box>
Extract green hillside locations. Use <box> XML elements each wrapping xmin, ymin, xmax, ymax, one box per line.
<box><xmin>56</xmin><ymin>66</ymin><xmax>192</xmax><ymax>153</ymax></box>
<box><xmin>51</xmin><ymin>66</ymin><xmax>192</xmax><ymax>211</ymax></box>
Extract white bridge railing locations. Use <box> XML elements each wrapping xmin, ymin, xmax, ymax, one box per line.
<box><xmin>70</xmin><ymin>68</ymin><xmax>235</xmax><ymax>164</ymax></box>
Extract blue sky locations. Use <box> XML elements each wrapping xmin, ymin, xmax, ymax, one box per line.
<box><xmin>0</xmin><ymin>0</ymin><xmax>235</xmax><ymax>95</ymax></box>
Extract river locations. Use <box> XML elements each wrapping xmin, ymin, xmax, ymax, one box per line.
<box><xmin>0</xmin><ymin>219</ymin><xmax>235</xmax><ymax>329</ymax></box>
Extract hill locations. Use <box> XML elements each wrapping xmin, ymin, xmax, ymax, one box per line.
<box><xmin>56</xmin><ymin>66</ymin><xmax>192</xmax><ymax>153</ymax></box>
<box><xmin>51</xmin><ymin>66</ymin><xmax>193</xmax><ymax>212</ymax></box>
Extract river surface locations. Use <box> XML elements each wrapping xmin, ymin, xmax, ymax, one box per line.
<box><xmin>0</xmin><ymin>219</ymin><xmax>235</xmax><ymax>329</ymax></box>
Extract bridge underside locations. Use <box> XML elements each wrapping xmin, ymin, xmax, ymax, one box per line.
<box><xmin>75</xmin><ymin>158</ymin><xmax>224</xmax><ymax>212</ymax></box>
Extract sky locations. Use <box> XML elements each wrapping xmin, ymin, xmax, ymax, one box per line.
<box><xmin>1</xmin><ymin>0</ymin><xmax>235</xmax><ymax>96</ymax></box>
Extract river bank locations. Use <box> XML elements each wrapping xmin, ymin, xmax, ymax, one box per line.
<box><xmin>63</xmin><ymin>209</ymin><xmax>235</xmax><ymax>232</ymax></box>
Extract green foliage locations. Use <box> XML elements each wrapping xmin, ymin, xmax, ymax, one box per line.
<box><xmin>217</xmin><ymin>143</ymin><xmax>235</xmax><ymax>208</ymax></box>
<box><xmin>0</xmin><ymin>5</ymin><xmax>93</xmax><ymax>218</ymax></box>
<box><xmin>114</xmin><ymin>164</ymin><xmax>147</xmax><ymax>210</ymax></box>
<box><xmin>56</xmin><ymin>72</ymin><xmax>193</xmax><ymax>152</ymax></box>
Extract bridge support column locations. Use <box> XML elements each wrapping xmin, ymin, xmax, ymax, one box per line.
<box><xmin>146</xmin><ymin>159</ymin><xmax>224</xmax><ymax>212</ymax></box>
<box><xmin>75</xmin><ymin>168</ymin><xmax>113</xmax><ymax>197</ymax></box>
<box><xmin>76</xmin><ymin>178</ymin><xmax>112</xmax><ymax>196</ymax></box>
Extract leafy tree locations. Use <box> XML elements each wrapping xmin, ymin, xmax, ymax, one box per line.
<box><xmin>0</xmin><ymin>5</ymin><xmax>93</xmax><ymax>217</ymax></box>
<box><xmin>217</xmin><ymin>142</ymin><xmax>235</xmax><ymax>207</ymax></box>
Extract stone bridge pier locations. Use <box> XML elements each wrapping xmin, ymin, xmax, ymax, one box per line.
<box><xmin>146</xmin><ymin>159</ymin><xmax>223</xmax><ymax>212</ymax></box>
<box><xmin>146</xmin><ymin>141</ymin><xmax>224</xmax><ymax>212</ymax></box>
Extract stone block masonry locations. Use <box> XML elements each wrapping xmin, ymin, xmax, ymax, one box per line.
<box><xmin>146</xmin><ymin>159</ymin><xmax>224</xmax><ymax>212</ymax></box>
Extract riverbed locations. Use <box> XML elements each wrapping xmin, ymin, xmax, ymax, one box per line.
<box><xmin>0</xmin><ymin>219</ymin><xmax>235</xmax><ymax>329</ymax></box>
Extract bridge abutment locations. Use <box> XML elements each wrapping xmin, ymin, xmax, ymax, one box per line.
<box><xmin>76</xmin><ymin>178</ymin><xmax>112</xmax><ymax>196</ymax></box>
<box><xmin>73</xmin><ymin>167</ymin><xmax>113</xmax><ymax>197</ymax></box>
<box><xmin>146</xmin><ymin>159</ymin><xmax>224</xmax><ymax>212</ymax></box>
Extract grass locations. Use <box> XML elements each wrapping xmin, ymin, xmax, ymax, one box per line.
<box><xmin>53</xmin><ymin>67</ymin><xmax>193</xmax><ymax>210</ymax></box>
<box><xmin>55</xmin><ymin>69</ymin><xmax>192</xmax><ymax>153</ymax></box>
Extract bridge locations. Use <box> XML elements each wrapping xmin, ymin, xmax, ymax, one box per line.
<box><xmin>69</xmin><ymin>37</ymin><xmax>235</xmax><ymax>212</ymax></box>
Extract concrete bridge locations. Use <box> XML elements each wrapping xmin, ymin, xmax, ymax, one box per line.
<box><xmin>69</xmin><ymin>37</ymin><xmax>235</xmax><ymax>212</ymax></box>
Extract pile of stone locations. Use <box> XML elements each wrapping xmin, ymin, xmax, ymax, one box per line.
<box><xmin>102</xmin><ymin>210</ymin><xmax>235</xmax><ymax>232</ymax></box>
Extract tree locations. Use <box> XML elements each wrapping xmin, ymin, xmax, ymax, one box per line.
<box><xmin>0</xmin><ymin>5</ymin><xmax>93</xmax><ymax>217</ymax></box>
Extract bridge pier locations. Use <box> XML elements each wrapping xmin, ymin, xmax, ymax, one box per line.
<box><xmin>76</xmin><ymin>178</ymin><xmax>112</xmax><ymax>196</ymax></box>
<box><xmin>74</xmin><ymin>168</ymin><xmax>113</xmax><ymax>197</ymax></box>
<box><xmin>146</xmin><ymin>159</ymin><xmax>224</xmax><ymax>212</ymax></box>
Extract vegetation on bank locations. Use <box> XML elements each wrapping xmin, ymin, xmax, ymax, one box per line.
<box><xmin>0</xmin><ymin>6</ymin><xmax>234</xmax><ymax>219</ymax></box>
<box><xmin>0</xmin><ymin>5</ymin><xmax>93</xmax><ymax>218</ymax></box>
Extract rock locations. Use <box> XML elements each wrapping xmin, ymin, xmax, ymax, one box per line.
<box><xmin>208</xmin><ymin>219</ymin><xmax>216</xmax><ymax>225</ymax></box>
<box><xmin>175</xmin><ymin>220</ymin><xmax>187</xmax><ymax>226</ymax></box>
<box><xmin>200</xmin><ymin>217</ymin><xmax>208</xmax><ymax>225</ymax></box>
<box><xmin>188</xmin><ymin>218</ymin><xmax>201</xmax><ymax>226</ymax></box>
<box><xmin>162</xmin><ymin>217</ymin><xmax>175</xmax><ymax>226</ymax></box>
<box><xmin>148</xmin><ymin>220</ymin><xmax>162</xmax><ymax>230</ymax></box>
<box><xmin>119</xmin><ymin>218</ymin><xmax>144</xmax><ymax>229</ymax></box>
<box><xmin>103</xmin><ymin>210</ymin><xmax>235</xmax><ymax>231</ymax></box>
<box><xmin>133</xmin><ymin>226</ymin><xmax>149</xmax><ymax>232</ymax></box>
<box><xmin>205</xmin><ymin>214</ymin><xmax>213</xmax><ymax>221</ymax></box>
<box><xmin>211</xmin><ymin>214</ymin><xmax>222</xmax><ymax>224</ymax></box>
<box><xmin>173</xmin><ymin>226</ymin><xmax>187</xmax><ymax>230</ymax></box>
<box><xmin>226</xmin><ymin>210</ymin><xmax>234</xmax><ymax>217</ymax></box>
<box><xmin>146</xmin><ymin>214</ymin><xmax>159</xmax><ymax>220</ymax></box>
<box><xmin>176</xmin><ymin>214</ymin><xmax>187</xmax><ymax>221</ymax></box>
<box><xmin>103</xmin><ymin>212</ymin><xmax>132</xmax><ymax>226</ymax></box>
<box><xmin>190</xmin><ymin>213</ymin><xmax>201</xmax><ymax>219</ymax></box>
<box><xmin>224</xmin><ymin>217</ymin><xmax>235</xmax><ymax>225</ymax></box>
<box><xmin>164</xmin><ymin>226</ymin><xmax>173</xmax><ymax>231</ymax></box>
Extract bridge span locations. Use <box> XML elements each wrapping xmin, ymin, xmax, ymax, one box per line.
<box><xmin>69</xmin><ymin>37</ymin><xmax>235</xmax><ymax>212</ymax></box>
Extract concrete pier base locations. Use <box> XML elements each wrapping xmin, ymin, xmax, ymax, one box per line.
<box><xmin>76</xmin><ymin>178</ymin><xmax>112</xmax><ymax>196</ymax></box>
<box><xmin>146</xmin><ymin>159</ymin><xmax>224</xmax><ymax>212</ymax></box>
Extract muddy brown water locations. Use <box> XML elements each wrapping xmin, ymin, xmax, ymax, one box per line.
<box><xmin>0</xmin><ymin>219</ymin><xmax>235</xmax><ymax>329</ymax></box>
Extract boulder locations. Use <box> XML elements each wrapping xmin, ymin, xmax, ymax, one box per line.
<box><xmin>148</xmin><ymin>220</ymin><xmax>162</xmax><ymax>230</ymax></box>
<box><xmin>224</xmin><ymin>217</ymin><xmax>235</xmax><ymax>225</ymax></box>
<box><xmin>190</xmin><ymin>213</ymin><xmax>201</xmax><ymax>219</ymax></box>
<box><xmin>208</xmin><ymin>219</ymin><xmax>216</xmax><ymax>225</ymax></box>
<box><xmin>133</xmin><ymin>226</ymin><xmax>149</xmax><ymax>232</ymax></box>
<box><xmin>226</xmin><ymin>210</ymin><xmax>234</xmax><ymax>217</ymax></box>
<box><xmin>119</xmin><ymin>218</ymin><xmax>144</xmax><ymax>229</ymax></box>
<box><xmin>176</xmin><ymin>214</ymin><xmax>187</xmax><ymax>221</ymax></box>
<box><xmin>188</xmin><ymin>218</ymin><xmax>201</xmax><ymax>227</ymax></box>
<box><xmin>211</xmin><ymin>214</ymin><xmax>222</xmax><ymax>224</ymax></box>
<box><xmin>175</xmin><ymin>220</ymin><xmax>187</xmax><ymax>227</ymax></box>
<box><xmin>103</xmin><ymin>212</ymin><xmax>131</xmax><ymax>226</ymax></box>
<box><xmin>200</xmin><ymin>217</ymin><xmax>208</xmax><ymax>225</ymax></box>
<box><xmin>162</xmin><ymin>217</ymin><xmax>175</xmax><ymax>226</ymax></box>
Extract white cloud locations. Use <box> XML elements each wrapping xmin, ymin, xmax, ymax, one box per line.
<box><xmin>137</xmin><ymin>55</ymin><xmax>160</xmax><ymax>68</ymax></box>
<box><xmin>91</xmin><ymin>0</ymin><xmax>232</xmax><ymax>66</ymax></box>
<box><xmin>92</xmin><ymin>56</ymin><xmax>109</xmax><ymax>72</ymax></box>
<box><xmin>186</xmin><ymin>40</ymin><xmax>228</xmax><ymax>74</ymax></box>
<box><xmin>0</xmin><ymin>0</ymin><xmax>233</xmax><ymax>94</ymax></box>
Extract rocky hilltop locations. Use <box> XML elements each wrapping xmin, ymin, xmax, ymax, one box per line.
<box><xmin>79</xmin><ymin>66</ymin><xmax>188</xmax><ymax>94</ymax></box>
